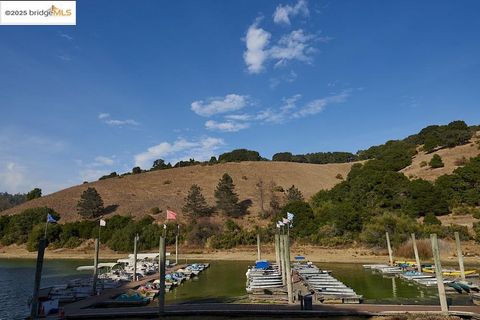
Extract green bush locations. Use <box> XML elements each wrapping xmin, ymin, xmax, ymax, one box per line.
<box><xmin>429</xmin><ymin>154</ymin><xmax>444</xmax><ymax>168</ymax></box>
<box><xmin>423</xmin><ymin>212</ymin><xmax>441</xmax><ymax>225</ymax></box>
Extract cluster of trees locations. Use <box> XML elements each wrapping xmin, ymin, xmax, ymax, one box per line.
<box><xmin>0</xmin><ymin>207</ymin><xmax>183</xmax><ymax>252</ymax></box>
<box><xmin>0</xmin><ymin>192</ymin><xmax>26</xmax><ymax>212</ymax></box>
<box><xmin>0</xmin><ymin>188</ymin><xmax>42</xmax><ymax>212</ymax></box>
<box><xmin>272</xmin><ymin>152</ymin><xmax>358</xmax><ymax>164</ymax></box>
<box><xmin>182</xmin><ymin>173</ymin><xmax>252</xmax><ymax>219</ymax></box>
<box><xmin>405</xmin><ymin>120</ymin><xmax>476</xmax><ymax>153</ymax></box>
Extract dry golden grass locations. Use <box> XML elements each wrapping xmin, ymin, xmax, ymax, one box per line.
<box><xmin>0</xmin><ymin>161</ymin><xmax>356</xmax><ymax>226</ymax></box>
<box><xmin>401</xmin><ymin>132</ymin><xmax>480</xmax><ymax>181</ymax></box>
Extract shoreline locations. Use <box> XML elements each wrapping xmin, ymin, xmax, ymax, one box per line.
<box><xmin>1</xmin><ymin>244</ymin><xmax>479</xmax><ymax>265</ymax></box>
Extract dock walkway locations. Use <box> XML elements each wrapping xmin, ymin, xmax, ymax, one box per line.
<box><xmin>64</xmin><ymin>302</ymin><xmax>480</xmax><ymax>319</ymax></box>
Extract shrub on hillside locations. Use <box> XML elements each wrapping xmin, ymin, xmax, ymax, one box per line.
<box><xmin>77</xmin><ymin>187</ymin><xmax>104</xmax><ymax>219</ymax></box>
<box><xmin>423</xmin><ymin>212</ymin><xmax>441</xmax><ymax>225</ymax></box>
<box><xmin>429</xmin><ymin>154</ymin><xmax>445</xmax><ymax>168</ymax></box>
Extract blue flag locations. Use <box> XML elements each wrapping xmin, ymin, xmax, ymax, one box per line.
<box><xmin>47</xmin><ymin>213</ymin><xmax>57</xmax><ymax>223</ymax></box>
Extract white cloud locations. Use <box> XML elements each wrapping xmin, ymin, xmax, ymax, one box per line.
<box><xmin>269</xmin><ymin>29</ymin><xmax>316</xmax><ymax>67</ymax></box>
<box><xmin>225</xmin><ymin>114</ymin><xmax>254</xmax><ymax>121</ymax></box>
<box><xmin>94</xmin><ymin>156</ymin><xmax>114</xmax><ymax>166</ymax></box>
<box><xmin>134</xmin><ymin>137</ymin><xmax>224</xmax><ymax>169</ymax></box>
<box><xmin>191</xmin><ymin>94</ymin><xmax>249</xmax><ymax>117</ymax></box>
<box><xmin>98</xmin><ymin>113</ymin><xmax>139</xmax><ymax>126</ymax></box>
<box><xmin>0</xmin><ymin>162</ymin><xmax>28</xmax><ymax>194</ymax></box>
<box><xmin>205</xmin><ymin>120</ymin><xmax>250</xmax><ymax>132</ymax></box>
<box><xmin>292</xmin><ymin>90</ymin><xmax>350</xmax><ymax>118</ymax></box>
<box><xmin>273</xmin><ymin>0</ymin><xmax>309</xmax><ymax>25</ymax></box>
<box><xmin>243</xmin><ymin>22</ymin><xmax>318</xmax><ymax>73</ymax></box>
<box><xmin>104</xmin><ymin>119</ymin><xmax>139</xmax><ymax>126</ymax></box>
<box><xmin>243</xmin><ymin>21</ymin><xmax>271</xmax><ymax>74</ymax></box>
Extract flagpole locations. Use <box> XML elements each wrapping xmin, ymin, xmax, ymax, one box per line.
<box><xmin>44</xmin><ymin>213</ymin><xmax>49</xmax><ymax>240</ymax></box>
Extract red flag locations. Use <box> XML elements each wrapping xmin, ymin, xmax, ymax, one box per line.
<box><xmin>166</xmin><ymin>209</ymin><xmax>177</xmax><ymax>220</ymax></box>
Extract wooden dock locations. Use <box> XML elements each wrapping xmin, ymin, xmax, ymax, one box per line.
<box><xmin>63</xmin><ymin>302</ymin><xmax>480</xmax><ymax>319</ymax></box>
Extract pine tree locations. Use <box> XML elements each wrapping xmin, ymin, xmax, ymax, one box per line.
<box><xmin>77</xmin><ymin>187</ymin><xmax>104</xmax><ymax>219</ymax></box>
<box><xmin>183</xmin><ymin>184</ymin><xmax>210</xmax><ymax>218</ymax></box>
<box><xmin>214</xmin><ymin>173</ymin><xmax>239</xmax><ymax>216</ymax></box>
<box><xmin>285</xmin><ymin>185</ymin><xmax>304</xmax><ymax>203</ymax></box>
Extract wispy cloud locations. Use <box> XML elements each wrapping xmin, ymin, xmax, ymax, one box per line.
<box><xmin>98</xmin><ymin>113</ymin><xmax>139</xmax><ymax>127</ymax></box>
<box><xmin>273</xmin><ymin>0</ymin><xmax>309</xmax><ymax>25</ymax></box>
<box><xmin>269</xmin><ymin>29</ymin><xmax>317</xmax><ymax>68</ymax></box>
<box><xmin>59</xmin><ymin>32</ymin><xmax>73</xmax><ymax>41</ymax></box>
<box><xmin>191</xmin><ymin>94</ymin><xmax>249</xmax><ymax>117</ymax></box>
<box><xmin>205</xmin><ymin>120</ymin><xmax>250</xmax><ymax>132</ymax></box>
<box><xmin>94</xmin><ymin>156</ymin><xmax>115</xmax><ymax>166</ymax></box>
<box><xmin>212</xmin><ymin>91</ymin><xmax>350</xmax><ymax>129</ymax></box>
<box><xmin>134</xmin><ymin>137</ymin><xmax>225</xmax><ymax>169</ymax></box>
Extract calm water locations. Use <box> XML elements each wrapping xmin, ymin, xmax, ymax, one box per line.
<box><xmin>0</xmin><ymin>259</ymin><xmax>474</xmax><ymax>319</ymax></box>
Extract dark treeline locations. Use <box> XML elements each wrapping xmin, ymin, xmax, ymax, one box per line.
<box><xmin>0</xmin><ymin>192</ymin><xmax>26</xmax><ymax>212</ymax></box>
<box><xmin>0</xmin><ymin>188</ymin><xmax>42</xmax><ymax>212</ymax></box>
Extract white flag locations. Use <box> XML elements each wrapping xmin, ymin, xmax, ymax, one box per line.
<box><xmin>99</xmin><ymin>219</ymin><xmax>106</xmax><ymax>227</ymax></box>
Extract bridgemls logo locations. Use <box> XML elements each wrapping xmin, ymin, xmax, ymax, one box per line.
<box><xmin>0</xmin><ymin>1</ymin><xmax>76</xmax><ymax>25</ymax></box>
<box><xmin>28</xmin><ymin>4</ymin><xmax>73</xmax><ymax>18</ymax></box>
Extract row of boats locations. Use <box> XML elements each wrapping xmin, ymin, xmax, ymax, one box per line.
<box><xmin>36</xmin><ymin>253</ymin><xmax>209</xmax><ymax>316</ymax></box>
<box><xmin>245</xmin><ymin>259</ymin><xmax>362</xmax><ymax>304</ymax></box>
<box><xmin>363</xmin><ymin>262</ymin><xmax>480</xmax><ymax>303</ymax></box>
<box><xmin>295</xmin><ymin>262</ymin><xmax>362</xmax><ymax>304</ymax></box>
<box><xmin>105</xmin><ymin>263</ymin><xmax>210</xmax><ymax>307</ymax></box>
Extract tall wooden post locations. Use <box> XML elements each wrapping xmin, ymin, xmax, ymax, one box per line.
<box><xmin>175</xmin><ymin>225</ymin><xmax>179</xmax><ymax>265</ymax></box>
<box><xmin>454</xmin><ymin>232</ymin><xmax>466</xmax><ymax>281</ymax></box>
<box><xmin>411</xmin><ymin>233</ymin><xmax>422</xmax><ymax>273</ymax></box>
<box><xmin>158</xmin><ymin>236</ymin><xmax>166</xmax><ymax>314</ymax></box>
<box><xmin>133</xmin><ymin>233</ymin><xmax>138</xmax><ymax>282</ymax></box>
<box><xmin>274</xmin><ymin>233</ymin><xmax>280</xmax><ymax>271</ymax></box>
<box><xmin>431</xmin><ymin>234</ymin><xmax>448</xmax><ymax>314</ymax></box>
<box><xmin>284</xmin><ymin>234</ymin><xmax>293</xmax><ymax>304</ymax></box>
<box><xmin>30</xmin><ymin>239</ymin><xmax>46</xmax><ymax>319</ymax></box>
<box><xmin>257</xmin><ymin>233</ymin><xmax>261</xmax><ymax>261</ymax></box>
<box><xmin>386</xmin><ymin>232</ymin><xmax>394</xmax><ymax>265</ymax></box>
<box><xmin>92</xmin><ymin>238</ymin><xmax>99</xmax><ymax>295</ymax></box>
<box><xmin>279</xmin><ymin>230</ymin><xmax>286</xmax><ymax>286</ymax></box>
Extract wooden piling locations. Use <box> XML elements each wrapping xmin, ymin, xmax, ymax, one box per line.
<box><xmin>279</xmin><ymin>230</ymin><xmax>286</xmax><ymax>286</ymax></box>
<box><xmin>92</xmin><ymin>238</ymin><xmax>99</xmax><ymax>295</ymax></box>
<box><xmin>30</xmin><ymin>239</ymin><xmax>46</xmax><ymax>319</ymax></box>
<box><xmin>158</xmin><ymin>236</ymin><xmax>166</xmax><ymax>314</ymax></box>
<box><xmin>133</xmin><ymin>234</ymin><xmax>138</xmax><ymax>282</ymax></box>
<box><xmin>430</xmin><ymin>233</ymin><xmax>448</xmax><ymax>314</ymax></box>
<box><xmin>411</xmin><ymin>233</ymin><xmax>422</xmax><ymax>273</ymax></box>
<box><xmin>386</xmin><ymin>232</ymin><xmax>394</xmax><ymax>265</ymax></box>
<box><xmin>257</xmin><ymin>233</ymin><xmax>261</xmax><ymax>261</ymax></box>
<box><xmin>274</xmin><ymin>233</ymin><xmax>280</xmax><ymax>272</ymax></box>
<box><xmin>454</xmin><ymin>231</ymin><xmax>466</xmax><ymax>281</ymax></box>
<box><xmin>283</xmin><ymin>234</ymin><xmax>294</xmax><ymax>304</ymax></box>
<box><xmin>175</xmin><ymin>226</ymin><xmax>179</xmax><ymax>265</ymax></box>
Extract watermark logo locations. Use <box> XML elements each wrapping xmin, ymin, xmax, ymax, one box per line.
<box><xmin>0</xmin><ymin>1</ymin><xmax>76</xmax><ymax>25</ymax></box>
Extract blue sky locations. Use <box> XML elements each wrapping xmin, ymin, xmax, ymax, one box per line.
<box><xmin>1</xmin><ymin>0</ymin><xmax>479</xmax><ymax>194</ymax></box>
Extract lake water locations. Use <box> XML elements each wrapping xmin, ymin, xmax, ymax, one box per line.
<box><xmin>0</xmin><ymin>259</ymin><xmax>474</xmax><ymax>319</ymax></box>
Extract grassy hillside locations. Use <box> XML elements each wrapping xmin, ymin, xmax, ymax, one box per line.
<box><xmin>401</xmin><ymin>132</ymin><xmax>480</xmax><ymax>180</ymax></box>
<box><xmin>1</xmin><ymin>161</ymin><xmax>356</xmax><ymax>223</ymax></box>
